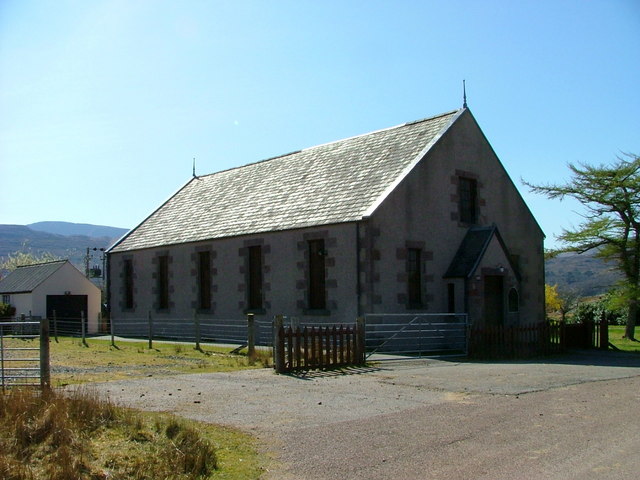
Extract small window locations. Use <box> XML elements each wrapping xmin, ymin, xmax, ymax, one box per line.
<box><xmin>247</xmin><ymin>246</ymin><xmax>263</xmax><ymax>310</ymax></box>
<box><xmin>308</xmin><ymin>239</ymin><xmax>326</xmax><ymax>310</ymax></box>
<box><xmin>508</xmin><ymin>288</ymin><xmax>519</xmax><ymax>312</ymax></box>
<box><xmin>158</xmin><ymin>255</ymin><xmax>169</xmax><ymax>310</ymax></box>
<box><xmin>2</xmin><ymin>294</ymin><xmax>10</xmax><ymax>305</ymax></box>
<box><xmin>459</xmin><ymin>177</ymin><xmax>478</xmax><ymax>224</ymax></box>
<box><xmin>124</xmin><ymin>259</ymin><xmax>134</xmax><ymax>309</ymax></box>
<box><xmin>407</xmin><ymin>248</ymin><xmax>422</xmax><ymax>306</ymax></box>
<box><xmin>198</xmin><ymin>251</ymin><xmax>211</xmax><ymax>310</ymax></box>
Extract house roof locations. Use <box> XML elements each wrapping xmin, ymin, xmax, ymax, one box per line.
<box><xmin>443</xmin><ymin>225</ymin><xmax>520</xmax><ymax>280</ymax></box>
<box><xmin>110</xmin><ymin>109</ymin><xmax>464</xmax><ymax>252</ymax></box>
<box><xmin>0</xmin><ymin>260</ymin><xmax>68</xmax><ymax>294</ymax></box>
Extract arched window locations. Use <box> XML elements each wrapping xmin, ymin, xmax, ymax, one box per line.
<box><xmin>508</xmin><ymin>288</ymin><xmax>519</xmax><ymax>312</ymax></box>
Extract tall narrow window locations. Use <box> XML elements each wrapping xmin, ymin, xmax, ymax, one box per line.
<box><xmin>459</xmin><ymin>177</ymin><xmax>478</xmax><ymax>224</ymax></box>
<box><xmin>447</xmin><ymin>283</ymin><xmax>455</xmax><ymax>313</ymax></box>
<box><xmin>407</xmin><ymin>248</ymin><xmax>422</xmax><ymax>306</ymax></box>
<box><xmin>198</xmin><ymin>251</ymin><xmax>211</xmax><ymax>310</ymax></box>
<box><xmin>247</xmin><ymin>246</ymin><xmax>263</xmax><ymax>310</ymax></box>
<box><xmin>308</xmin><ymin>239</ymin><xmax>326</xmax><ymax>310</ymax></box>
<box><xmin>508</xmin><ymin>288</ymin><xmax>519</xmax><ymax>313</ymax></box>
<box><xmin>124</xmin><ymin>259</ymin><xmax>134</xmax><ymax>309</ymax></box>
<box><xmin>158</xmin><ymin>255</ymin><xmax>169</xmax><ymax>310</ymax></box>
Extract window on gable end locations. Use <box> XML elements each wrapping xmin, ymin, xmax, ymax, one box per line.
<box><xmin>459</xmin><ymin>177</ymin><xmax>478</xmax><ymax>224</ymax></box>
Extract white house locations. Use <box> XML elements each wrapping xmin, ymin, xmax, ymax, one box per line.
<box><xmin>0</xmin><ymin>260</ymin><xmax>101</xmax><ymax>333</ymax></box>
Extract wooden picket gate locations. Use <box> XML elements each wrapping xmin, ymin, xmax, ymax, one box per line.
<box><xmin>273</xmin><ymin>318</ymin><xmax>366</xmax><ymax>373</ymax></box>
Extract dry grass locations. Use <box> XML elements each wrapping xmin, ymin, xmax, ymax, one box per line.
<box><xmin>0</xmin><ymin>388</ymin><xmax>264</xmax><ymax>480</ymax></box>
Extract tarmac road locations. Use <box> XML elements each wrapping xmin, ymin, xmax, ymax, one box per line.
<box><xmin>89</xmin><ymin>350</ymin><xmax>640</xmax><ymax>479</ymax></box>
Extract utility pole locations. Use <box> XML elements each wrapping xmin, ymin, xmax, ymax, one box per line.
<box><xmin>84</xmin><ymin>247</ymin><xmax>90</xmax><ymax>277</ymax></box>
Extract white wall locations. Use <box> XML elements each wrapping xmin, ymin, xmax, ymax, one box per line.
<box><xmin>8</xmin><ymin>293</ymin><xmax>33</xmax><ymax>318</ymax></box>
<box><xmin>33</xmin><ymin>262</ymin><xmax>101</xmax><ymax>333</ymax></box>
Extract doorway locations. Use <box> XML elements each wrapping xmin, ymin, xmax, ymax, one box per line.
<box><xmin>483</xmin><ymin>275</ymin><xmax>504</xmax><ymax>326</ymax></box>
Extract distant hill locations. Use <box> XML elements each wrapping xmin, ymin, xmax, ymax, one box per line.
<box><xmin>27</xmin><ymin>221</ymin><xmax>128</xmax><ymax>240</ymax></box>
<box><xmin>545</xmin><ymin>251</ymin><xmax>621</xmax><ymax>297</ymax></box>
<box><xmin>0</xmin><ymin>223</ymin><xmax>129</xmax><ymax>272</ymax></box>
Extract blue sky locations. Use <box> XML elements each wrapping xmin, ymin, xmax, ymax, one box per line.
<box><xmin>1</xmin><ymin>0</ymin><xmax>638</xmax><ymax>249</ymax></box>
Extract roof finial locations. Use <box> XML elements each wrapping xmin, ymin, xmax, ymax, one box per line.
<box><xmin>192</xmin><ymin>157</ymin><xmax>196</xmax><ymax>177</ymax></box>
<box><xmin>463</xmin><ymin>79</ymin><xmax>467</xmax><ymax>108</ymax></box>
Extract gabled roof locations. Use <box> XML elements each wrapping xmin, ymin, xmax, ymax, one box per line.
<box><xmin>444</xmin><ymin>225</ymin><xmax>520</xmax><ymax>280</ymax></box>
<box><xmin>110</xmin><ymin>109</ymin><xmax>464</xmax><ymax>252</ymax></box>
<box><xmin>0</xmin><ymin>260</ymin><xmax>68</xmax><ymax>294</ymax></box>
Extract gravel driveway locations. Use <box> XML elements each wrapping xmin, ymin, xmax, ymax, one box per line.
<box><xmin>88</xmin><ymin>350</ymin><xmax>640</xmax><ymax>479</ymax></box>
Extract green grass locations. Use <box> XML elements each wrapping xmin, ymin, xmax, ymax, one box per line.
<box><xmin>4</xmin><ymin>336</ymin><xmax>272</xmax><ymax>386</ymax></box>
<box><xmin>608</xmin><ymin>326</ymin><xmax>640</xmax><ymax>352</ymax></box>
<box><xmin>0</xmin><ymin>388</ymin><xmax>266</xmax><ymax>480</ymax></box>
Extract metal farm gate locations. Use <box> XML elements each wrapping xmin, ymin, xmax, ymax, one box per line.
<box><xmin>364</xmin><ymin>313</ymin><xmax>468</xmax><ymax>358</ymax></box>
<box><xmin>0</xmin><ymin>317</ymin><xmax>50</xmax><ymax>390</ymax></box>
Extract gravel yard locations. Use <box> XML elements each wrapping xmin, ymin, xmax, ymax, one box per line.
<box><xmin>86</xmin><ymin>351</ymin><xmax>640</xmax><ymax>479</ymax></box>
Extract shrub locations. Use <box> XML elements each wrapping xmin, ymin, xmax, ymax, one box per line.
<box><xmin>574</xmin><ymin>299</ymin><xmax>627</xmax><ymax>325</ymax></box>
<box><xmin>0</xmin><ymin>303</ymin><xmax>15</xmax><ymax>318</ymax></box>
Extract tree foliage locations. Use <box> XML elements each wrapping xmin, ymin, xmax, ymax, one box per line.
<box><xmin>545</xmin><ymin>284</ymin><xmax>562</xmax><ymax>314</ymax></box>
<box><xmin>545</xmin><ymin>284</ymin><xmax>580</xmax><ymax>322</ymax></box>
<box><xmin>0</xmin><ymin>249</ymin><xmax>61</xmax><ymax>279</ymax></box>
<box><xmin>525</xmin><ymin>153</ymin><xmax>640</xmax><ymax>338</ymax></box>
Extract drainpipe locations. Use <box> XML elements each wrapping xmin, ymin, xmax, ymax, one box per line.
<box><xmin>356</xmin><ymin>222</ymin><xmax>361</xmax><ymax>317</ymax></box>
<box><xmin>105</xmin><ymin>253</ymin><xmax>111</xmax><ymax>316</ymax></box>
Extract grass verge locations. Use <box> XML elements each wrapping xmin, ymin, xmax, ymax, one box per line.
<box><xmin>608</xmin><ymin>326</ymin><xmax>640</xmax><ymax>352</ymax></box>
<box><xmin>4</xmin><ymin>336</ymin><xmax>272</xmax><ymax>386</ymax></box>
<box><xmin>0</xmin><ymin>387</ymin><xmax>265</xmax><ymax>480</ymax></box>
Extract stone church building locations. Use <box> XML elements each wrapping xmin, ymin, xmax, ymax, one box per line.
<box><xmin>107</xmin><ymin>107</ymin><xmax>545</xmax><ymax>330</ymax></box>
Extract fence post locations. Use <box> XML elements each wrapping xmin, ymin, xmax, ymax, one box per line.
<box><xmin>194</xmin><ymin>310</ymin><xmax>201</xmax><ymax>351</ymax></box>
<box><xmin>81</xmin><ymin>311</ymin><xmax>88</xmax><ymax>347</ymax></box>
<box><xmin>53</xmin><ymin>310</ymin><xmax>59</xmax><ymax>343</ymax></box>
<box><xmin>274</xmin><ymin>315</ymin><xmax>284</xmax><ymax>373</ymax></box>
<box><xmin>39</xmin><ymin>316</ymin><xmax>51</xmax><ymax>391</ymax></box>
<box><xmin>356</xmin><ymin>316</ymin><xmax>366</xmax><ymax>364</ymax></box>
<box><xmin>600</xmin><ymin>311</ymin><xmax>609</xmax><ymax>350</ymax></box>
<box><xmin>247</xmin><ymin>313</ymin><xmax>255</xmax><ymax>359</ymax></box>
<box><xmin>110</xmin><ymin>314</ymin><xmax>116</xmax><ymax>347</ymax></box>
<box><xmin>148</xmin><ymin>311</ymin><xmax>153</xmax><ymax>350</ymax></box>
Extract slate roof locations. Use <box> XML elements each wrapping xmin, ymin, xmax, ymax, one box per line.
<box><xmin>0</xmin><ymin>260</ymin><xmax>67</xmax><ymax>294</ymax></box>
<box><xmin>110</xmin><ymin>109</ymin><xmax>463</xmax><ymax>253</ymax></box>
<box><xmin>444</xmin><ymin>226</ymin><xmax>520</xmax><ymax>280</ymax></box>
